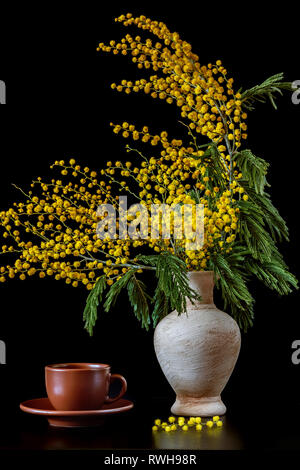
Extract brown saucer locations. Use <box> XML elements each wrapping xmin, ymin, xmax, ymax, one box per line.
<box><xmin>20</xmin><ymin>397</ymin><xmax>134</xmax><ymax>428</ymax></box>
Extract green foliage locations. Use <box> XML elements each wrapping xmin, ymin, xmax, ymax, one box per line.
<box><xmin>151</xmin><ymin>288</ymin><xmax>169</xmax><ymax>328</ymax></box>
<box><xmin>244</xmin><ymin>254</ymin><xmax>298</xmax><ymax>296</ymax></box>
<box><xmin>127</xmin><ymin>273</ymin><xmax>152</xmax><ymax>329</ymax></box>
<box><xmin>84</xmin><ymin>269</ymin><xmax>151</xmax><ymax>335</ymax></box>
<box><xmin>233</xmin><ymin>149</ymin><xmax>269</xmax><ymax>195</ymax></box>
<box><xmin>103</xmin><ymin>269</ymin><xmax>137</xmax><ymax>313</ymax></box>
<box><xmin>83</xmin><ymin>275</ymin><xmax>107</xmax><ymax>336</ymax></box>
<box><xmin>237</xmin><ymin>199</ymin><xmax>278</xmax><ymax>261</ymax></box>
<box><xmin>240</xmin><ymin>181</ymin><xmax>289</xmax><ymax>243</ymax></box>
<box><xmin>83</xmin><ymin>251</ymin><xmax>201</xmax><ymax>335</ymax></box>
<box><xmin>138</xmin><ymin>251</ymin><xmax>201</xmax><ymax>326</ymax></box>
<box><xmin>241</xmin><ymin>73</ymin><xmax>292</xmax><ymax>110</ymax></box>
<box><xmin>83</xmin><ymin>124</ymin><xmax>297</xmax><ymax>335</ymax></box>
<box><xmin>208</xmin><ymin>248</ymin><xmax>254</xmax><ymax>331</ymax></box>
<box><xmin>191</xmin><ymin>144</ymin><xmax>228</xmax><ymax>193</ymax></box>
<box><xmin>208</xmin><ymin>146</ymin><xmax>298</xmax><ymax>330</ymax></box>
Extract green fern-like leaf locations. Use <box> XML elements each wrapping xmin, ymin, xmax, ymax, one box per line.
<box><xmin>237</xmin><ymin>199</ymin><xmax>277</xmax><ymax>261</ymax></box>
<box><xmin>127</xmin><ymin>274</ymin><xmax>152</xmax><ymax>329</ymax></box>
<box><xmin>241</xmin><ymin>73</ymin><xmax>292</xmax><ymax>111</ymax></box>
<box><xmin>103</xmin><ymin>269</ymin><xmax>136</xmax><ymax>313</ymax></box>
<box><xmin>138</xmin><ymin>251</ymin><xmax>201</xmax><ymax>320</ymax></box>
<box><xmin>152</xmin><ymin>288</ymin><xmax>169</xmax><ymax>327</ymax></box>
<box><xmin>244</xmin><ymin>254</ymin><xmax>298</xmax><ymax>296</ymax></box>
<box><xmin>233</xmin><ymin>149</ymin><xmax>269</xmax><ymax>195</ymax></box>
<box><xmin>239</xmin><ymin>180</ymin><xmax>289</xmax><ymax>242</ymax></box>
<box><xmin>83</xmin><ymin>275</ymin><xmax>107</xmax><ymax>336</ymax></box>
<box><xmin>209</xmin><ymin>249</ymin><xmax>254</xmax><ymax>331</ymax></box>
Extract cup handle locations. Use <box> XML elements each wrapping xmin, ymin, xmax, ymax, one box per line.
<box><xmin>105</xmin><ymin>373</ymin><xmax>127</xmax><ymax>403</ymax></box>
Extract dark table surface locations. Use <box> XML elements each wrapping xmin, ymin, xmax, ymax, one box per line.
<box><xmin>1</xmin><ymin>396</ymin><xmax>300</xmax><ymax>452</ymax></box>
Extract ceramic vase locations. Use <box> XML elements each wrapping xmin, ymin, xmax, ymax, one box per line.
<box><xmin>154</xmin><ymin>271</ymin><xmax>241</xmax><ymax>416</ymax></box>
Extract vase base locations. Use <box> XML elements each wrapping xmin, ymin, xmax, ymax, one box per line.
<box><xmin>171</xmin><ymin>395</ymin><xmax>226</xmax><ymax>417</ymax></box>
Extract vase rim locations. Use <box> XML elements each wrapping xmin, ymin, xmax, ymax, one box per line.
<box><xmin>187</xmin><ymin>270</ymin><xmax>214</xmax><ymax>275</ymax></box>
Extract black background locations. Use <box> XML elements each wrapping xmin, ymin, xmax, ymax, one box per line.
<box><xmin>0</xmin><ymin>2</ymin><xmax>300</xmax><ymax>454</ymax></box>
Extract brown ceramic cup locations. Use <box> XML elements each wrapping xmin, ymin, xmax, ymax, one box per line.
<box><xmin>45</xmin><ymin>363</ymin><xmax>127</xmax><ymax>411</ymax></box>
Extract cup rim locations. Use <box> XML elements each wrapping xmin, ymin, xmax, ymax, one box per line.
<box><xmin>45</xmin><ymin>363</ymin><xmax>110</xmax><ymax>372</ymax></box>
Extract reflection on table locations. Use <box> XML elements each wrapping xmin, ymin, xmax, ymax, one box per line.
<box><xmin>152</xmin><ymin>416</ymin><xmax>244</xmax><ymax>450</ymax></box>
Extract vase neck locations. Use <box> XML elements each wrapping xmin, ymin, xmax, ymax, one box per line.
<box><xmin>187</xmin><ymin>271</ymin><xmax>215</xmax><ymax>306</ymax></box>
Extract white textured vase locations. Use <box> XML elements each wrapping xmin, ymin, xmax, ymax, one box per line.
<box><xmin>154</xmin><ymin>271</ymin><xmax>241</xmax><ymax>417</ymax></box>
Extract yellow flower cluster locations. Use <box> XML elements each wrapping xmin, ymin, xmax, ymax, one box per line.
<box><xmin>98</xmin><ymin>13</ymin><xmax>248</xmax><ymax>152</ymax></box>
<box><xmin>0</xmin><ymin>161</ymin><xmax>134</xmax><ymax>289</ymax></box>
<box><xmin>152</xmin><ymin>415</ymin><xmax>223</xmax><ymax>432</ymax></box>
<box><xmin>0</xmin><ymin>14</ymin><xmax>249</xmax><ymax>290</ymax></box>
<box><xmin>104</xmin><ymin>123</ymin><xmax>243</xmax><ymax>270</ymax></box>
<box><xmin>0</xmin><ymin>140</ymin><xmax>244</xmax><ymax>286</ymax></box>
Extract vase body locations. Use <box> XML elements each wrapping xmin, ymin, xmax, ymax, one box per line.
<box><xmin>154</xmin><ymin>271</ymin><xmax>241</xmax><ymax>416</ymax></box>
